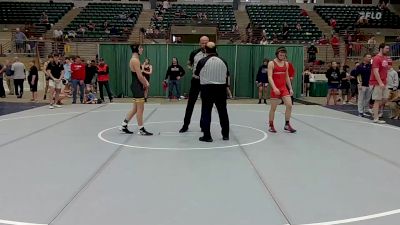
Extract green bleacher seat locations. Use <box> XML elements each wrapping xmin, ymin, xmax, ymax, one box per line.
<box><xmin>65</xmin><ymin>2</ymin><xmax>142</xmax><ymax>42</ymax></box>
<box><xmin>314</xmin><ymin>5</ymin><xmax>400</xmax><ymax>30</ymax></box>
<box><xmin>246</xmin><ymin>5</ymin><xmax>322</xmax><ymax>42</ymax></box>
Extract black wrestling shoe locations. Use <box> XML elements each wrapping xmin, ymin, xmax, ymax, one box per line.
<box><xmin>138</xmin><ymin>127</ymin><xmax>153</xmax><ymax>136</ymax></box>
<box><xmin>199</xmin><ymin>136</ymin><xmax>213</xmax><ymax>142</ymax></box>
<box><xmin>223</xmin><ymin>136</ymin><xmax>229</xmax><ymax>141</ymax></box>
<box><xmin>179</xmin><ymin>126</ymin><xmax>188</xmax><ymax>133</ymax></box>
<box><xmin>120</xmin><ymin>125</ymin><xmax>133</xmax><ymax>134</ymax></box>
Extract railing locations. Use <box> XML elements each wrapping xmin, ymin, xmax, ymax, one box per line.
<box><xmin>346</xmin><ymin>42</ymin><xmax>400</xmax><ymax>59</ymax></box>
<box><xmin>0</xmin><ymin>39</ymin><xmax>100</xmax><ymax>59</ymax></box>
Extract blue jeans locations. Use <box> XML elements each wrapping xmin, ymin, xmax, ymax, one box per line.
<box><xmin>72</xmin><ymin>79</ymin><xmax>84</xmax><ymax>103</ymax></box>
<box><xmin>168</xmin><ymin>80</ymin><xmax>180</xmax><ymax>99</ymax></box>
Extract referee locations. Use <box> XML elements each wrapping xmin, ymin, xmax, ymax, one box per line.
<box><xmin>195</xmin><ymin>42</ymin><xmax>230</xmax><ymax>142</ymax></box>
<box><xmin>179</xmin><ymin>36</ymin><xmax>209</xmax><ymax>133</ymax></box>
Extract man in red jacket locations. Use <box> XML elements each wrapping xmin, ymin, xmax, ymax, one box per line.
<box><xmin>97</xmin><ymin>58</ymin><xmax>113</xmax><ymax>103</ymax></box>
<box><xmin>71</xmin><ymin>56</ymin><xmax>86</xmax><ymax>104</ymax></box>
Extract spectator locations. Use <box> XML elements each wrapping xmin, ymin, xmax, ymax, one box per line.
<box><xmin>232</xmin><ymin>24</ymin><xmax>239</xmax><ymax>33</ymax></box>
<box><xmin>163</xmin><ymin>0</ymin><xmax>170</xmax><ymax>10</ymax></box>
<box><xmin>326</xmin><ymin>61</ymin><xmax>341</xmax><ymax>105</ymax></box>
<box><xmin>307</xmin><ymin>43</ymin><xmax>318</xmax><ymax>63</ymax></box>
<box><xmin>398</xmin><ymin>65</ymin><xmax>400</xmax><ymax>89</ymax></box>
<box><xmin>256</xmin><ymin>58</ymin><xmax>269</xmax><ymax>104</ymax></box>
<box><xmin>78</xmin><ymin>25</ymin><xmax>86</xmax><ymax>34</ymax></box>
<box><xmin>270</xmin><ymin>34</ymin><xmax>279</xmax><ymax>44</ymax></box>
<box><xmin>345</xmin><ymin>33</ymin><xmax>353</xmax><ymax>57</ymax></box>
<box><xmin>330</xmin><ymin>17</ymin><xmax>337</xmax><ymax>31</ymax></box>
<box><xmin>71</xmin><ymin>56</ymin><xmax>86</xmax><ymax>104</ymax></box>
<box><xmin>296</xmin><ymin>22</ymin><xmax>302</xmax><ymax>31</ymax></box>
<box><xmin>180</xmin><ymin>10</ymin><xmax>187</xmax><ymax>18</ymax></box>
<box><xmin>357</xmin><ymin>15</ymin><xmax>368</xmax><ymax>25</ymax></box>
<box><xmin>302</xmin><ymin>67</ymin><xmax>313</xmax><ymax>97</ymax></box>
<box><xmin>11</xmin><ymin>57</ymin><xmax>26</xmax><ymax>99</ymax></box>
<box><xmin>319</xmin><ymin>34</ymin><xmax>329</xmax><ymax>45</ymax></box>
<box><xmin>0</xmin><ymin>63</ymin><xmax>5</xmax><ymax>98</ymax></box>
<box><xmin>174</xmin><ymin>36</ymin><xmax>182</xmax><ymax>43</ymax></box>
<box><xmin>46</xmin><ymin>54</ymin><xmax>64</xmax><ymax>108</ymax></box>
<box><xmin>63</xmin><ymin>57</ymin><xmax>72</xmax><ymax>95</ymax></box>
<box><xmin>370</xmin><ymin>43</ymin><xmax>390</xmax><ymax>123</ymax></box>
<box><xmin>67</xmin><ymin>30</ymin><xmax>77</xmax><ymax>39</ymax></box>
<box><xmin>202</xmin><ymin>12</ymin><xmax>207</xmax><ymax>20</ymax></box>
<box><xmin>356</xmin><ymin>54</ymin><xmax>372</xmax><ymax>117</ymax></box>
<box><xmin>87</xmin><ymin>20</ymin><xmax>96</xmax><ymax>31</ymax></box>
<box><xmin>97</xmin><ymin>58</ymin><xmax>113</xmax><ymax>103</ymax></box>
<box><xmin>164</xmin><ymin>57</ymin><xmax>185</xmax><ymax>100</ymax></box>
<box><xmin>123</xmin><ymin>27</ymin><xmax>131</xmax><ymax>36</ymax></box>
<box><xmin>387</xmin><ymin>61</ymin><xmax>399</xmax><ymax>119</ymax></box>
<box><xmin>349</xmin><ymin>62</ymin><xmax>360</xmax><ymax>102</ymax></box>
<box><xmin>300</xmin><ymin>9</ymin><xmax>308</xmax><ymax>17</ymax></box>
<box><xmin>260</xmin><ymin>36</ymin><xmax>268</xmax><ymax>45</ymax></box>
<box><xmin>353</xmin><ymin>39</ymin><xmax>363</xmax><ymax>56</ymax></box>
<box><xmin>53</xmin><ymin>29</ymin><xmax>63</xmax><ymax>41</ymax></box>
<box><xmin>110</xmin><ymin>26</ymin><xmax>118</xmax><ymax>36</ymax></box>
<box><xmin>85</xmin><ymin>60</ymin><xmax>97</xmax><ymax>92</ymax></box>
<box><xmin>28</xmin><ymin>60</ymin><xmax>38</xmax><ymax>102</ymax></box>
<box><xmin>103</xmin><ymin>21</ymin><xmax>109</xmax><ymax>30</ymax></box>
<box><xmin>105</xmin><ymin>27</ymin><xmax>110</xmax><ymax>34</ymax></box>
<box><xmin>15</xmin><ymin>28</ymin><xmax>27</xmax><ymax>53</ymax></box>
<box><xmin>368</xmin><ymin>36</ymin><xmax>377</xmax><ymax>54</ymax></box>
<box><xmin>262</xmin><ymin>29</ymin><xmax>267</xmax><ymax>37</ymax></box>
<box><xmin>142</xmin><ymin>58</ymin><xmax>152</xmax><ymax>102</ymax></box>
<box><xmin>118</xmin><ymin>12</ymin><xmax>127</xmax><ymax>19</ymax></box>
<box><xmin>281</xmin><ymin>22</ymin><xmax>289</xmax><ymax>40</ymax></box>
<box><xmin>195</xmin><ymin>12</ymin><xmax>201</xmax><ymax>20</ymax></box>
<box><xmin>40</xmin><ymin>12</ymin><xmax>49</xmax><ymax>24</ymax></box>
<box><xmin>391</xmin><ymin>36</ymin><xmax>400</xmax><ymax>60</ymax></box>
<box><xmin>339</xmin><ymin>65</ymin><xmax>351</xmax><ymax>104</ymax></box>
<box><xmin>330</xmin><ymin>34</ymin><xmax>340</xmax><ymax>57</ymax></box>
<box><xmin>3</xmin><ymin>60</ymin><xmax>14</xmax><ymax>95</ymax></box>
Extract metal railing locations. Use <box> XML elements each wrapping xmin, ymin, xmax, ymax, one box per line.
<box><xmin>0</xmin><ymin>39</ymin><xmax>100</xmax><ymax>60</ymax></box>
<box><xmin>346</xmin><ymin>42</ymin><xmax>400</xmax><ymax>59</ymax></box>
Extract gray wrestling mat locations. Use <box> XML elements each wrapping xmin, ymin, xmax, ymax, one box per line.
<box><xmin>0</xmin><ymin>103</ymin><xmax>400</xmax><ymax>225</ymax></box>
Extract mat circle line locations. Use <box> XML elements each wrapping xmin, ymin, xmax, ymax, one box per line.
<box><xmin>97</xmin><ymin>121</ymin><xmax>268</xmax><ymax>150</ymax></box>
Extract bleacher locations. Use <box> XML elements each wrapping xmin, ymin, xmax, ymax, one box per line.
<box><xmin>314</xmin><ymin>5</ymin><xmax>400</xmax><ymax>31</ymax></box>
<box><xmin>65</xmin><ymin>3</ymin><xmax>143</xmax><ymax>41</ymax></box>
<box><xmin>246</xmin><ymin>5</ymin><xmax>322</xmax><ymax>42</ymax></box>
<box><xmin>155</xmin><ymin>4</ymin><xmax>237</xmax><ymax>33</ymax></box>
<box><xmin>0</xmin><ymin>1</ymin><xmax>73</xmax><ymax>25</ymax></box>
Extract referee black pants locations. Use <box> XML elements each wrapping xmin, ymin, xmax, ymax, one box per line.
<box><xmin>200</xmin><ymin>84</ymin><xmax>229</xmax><ymax>138</ymax></box>
<box><xmin>183</xmin><ymin>78</ymin><xmax>201</xmax><ymax>127</ymax></box>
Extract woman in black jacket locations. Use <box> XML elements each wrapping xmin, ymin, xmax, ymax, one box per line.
<box><xmin>164</xmin><ymin>57</ymin><xmax>185</xmax><ymax>100</ymax></box>
<box><xmin>326</xmin><ymin>61</ymin><xmax>341</xmax><ymax>105</ymax></box>
<box><xmin>28</xmin><ymin>60</ymin><xmax>38</xmax><ymax>101</ymax></box>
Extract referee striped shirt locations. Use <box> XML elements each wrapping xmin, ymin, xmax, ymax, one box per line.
<box><xmin>195</xmin><ymin>55</ymin><xmax>229</xmax><ymax>85</ymax></box>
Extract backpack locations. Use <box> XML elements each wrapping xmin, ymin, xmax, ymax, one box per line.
<box><xmin>5</xmin><ymin>66</ymin><xmax>13</xmax><ymax>76</ymax></box>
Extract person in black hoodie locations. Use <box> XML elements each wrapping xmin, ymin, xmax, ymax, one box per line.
<box><xmin>85</xmin><ymin>60</ymin><xmax>97</xmax><ymax>93</ymax></box>
<box><xmin>256</xmin><ymin>58</ymin><xmax>269</xmax><ymax>104</ymax></box>
<box><xmin>28</xmin><ymin>60</ymin><xmax>38</xmax><ymax>101</ymax></box>
<box><xmin>164</xmin><ymin>57</ymin><xmax>185</xmax><ymax>100</ymax></box>
<box><xmin>339</xmin><ymin>65</ymin><xmax>351</xmax><ymax>104</ymax></box>
<box><xmin>326</xmin><ymin>61</ymin><xmax>341</xmax><ymax>105</ymax></box>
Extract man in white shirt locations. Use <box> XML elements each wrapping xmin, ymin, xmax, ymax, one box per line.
<box><xmin>11</xmin><ymin>57</ymin><xmax>26</xmax><ymax>98</ymax></box>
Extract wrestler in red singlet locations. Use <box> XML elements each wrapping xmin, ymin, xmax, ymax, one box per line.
<box><xmin>267</xmin><ymin>47</ymin><xmax>296</xmax><ymax>133</ymax></box>
<box><xmin>270</xmin><ymin>60</ymin><xmax>290</xmax><ymax>99</ymax></box>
